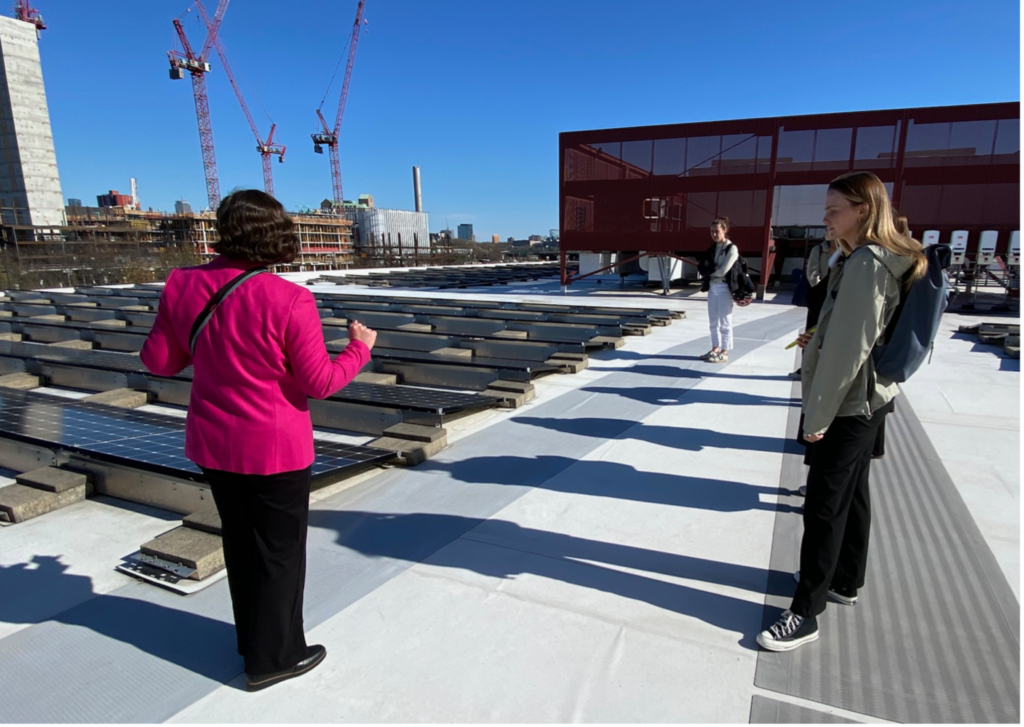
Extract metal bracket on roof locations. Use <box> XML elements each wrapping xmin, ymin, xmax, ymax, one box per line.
<box><xmin>131</xmin><ymin>552</ymin><xmax>197</xmax><ymax>580</ymax></box>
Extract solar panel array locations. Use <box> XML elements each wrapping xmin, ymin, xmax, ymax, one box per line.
<box><xmin>0</xmin><ymin>389</ymin><xmax>394</xmax><ymax>482</ymax></box>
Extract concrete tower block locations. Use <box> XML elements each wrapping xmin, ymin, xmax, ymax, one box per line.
<box><xmin>0</xmin><ymin>16</ymin><xmax>64</xmax><ymax>228</ymax></box>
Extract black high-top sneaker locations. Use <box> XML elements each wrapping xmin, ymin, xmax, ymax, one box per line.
<box><xmin>757</xmin><ymin>610</ymin><xmax>819</xmax><ymax>652</ymax></box>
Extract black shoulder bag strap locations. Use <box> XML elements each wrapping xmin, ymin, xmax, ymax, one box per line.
<box><xmin>188</xmin><ymin>267</ymin><xmax>268</xmax><ymax>355</ymax></box>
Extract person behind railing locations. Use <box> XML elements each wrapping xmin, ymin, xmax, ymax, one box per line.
<box><xmin>140</xmin><ymin>189</ymin><xmax>377</xmax><ymax>691</ymax></box>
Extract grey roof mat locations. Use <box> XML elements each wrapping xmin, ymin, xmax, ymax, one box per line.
<box><xmin>755</xmin><ymin>386</ymin><xmax>1020</xmax><ymax>723</ymax></box>
<box><xmin>0</xmin><ymin>309</ymin><xmax>803</xmax><ymax>724</ymax></box>
<box><xmin>749</xmin><ymin>695</ymin><xmax>857</xmax><ymax>723</ymax></box>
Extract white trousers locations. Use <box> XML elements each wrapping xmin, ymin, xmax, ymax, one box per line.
<box><xmin>708</xmin><ymin>281</ymin><xmax>734</xmax><ymax>350</ymax></box>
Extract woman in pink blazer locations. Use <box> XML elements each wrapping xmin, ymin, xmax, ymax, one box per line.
<box><xmin>141</xmin><ymin>190</ymin><xmax>376</xmax><ymax>692</ymax></box>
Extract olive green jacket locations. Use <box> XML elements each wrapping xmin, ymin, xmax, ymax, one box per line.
<box><xmin>800</xmin><ymin>244</ymin><xmax>913</xmax><ymax>436</ymax></box>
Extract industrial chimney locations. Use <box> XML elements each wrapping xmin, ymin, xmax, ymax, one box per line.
<box><xmin>412</xmin><ymin>166</ymin><xmax>422</xmax><ymax>212</ymax></box>
<box><xmin>130</xmin><ymin>178</ymin><xmax>139</xmax><ymax>209</ymax></box>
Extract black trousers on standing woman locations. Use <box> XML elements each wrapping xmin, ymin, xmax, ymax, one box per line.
<box><xmin>202</xmin><ymin>465</ymin><xmax>312</xmax><ymax>676</ymax></box>
<box><xmin>791</xmin><ymin>401</ymin><xmax>893</xmax><ymax>618</ymax></box>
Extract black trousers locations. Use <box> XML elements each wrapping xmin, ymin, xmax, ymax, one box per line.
<box><xmin>202</xmin><ymin>465</ymin><xmax>312</xmax><ymax>675</ymax></box>
<box><xmin>791</xmin><ymin>403</ymin><xmax>891</xmax><ymax>618</ymax></box>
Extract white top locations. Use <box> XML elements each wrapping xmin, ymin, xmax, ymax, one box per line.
<box><xmin>711</xmin><ymin>241</ymin><xmax>739</xmax><ymax>282</ymax></box>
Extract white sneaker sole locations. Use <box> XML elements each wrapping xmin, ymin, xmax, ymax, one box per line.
<box><xmin>757</xmin><ymin>629</ymin><xmax>820</xmax><ymax>652</ymax></box>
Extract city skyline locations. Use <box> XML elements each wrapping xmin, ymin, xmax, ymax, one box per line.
<box><xmin>29</xmin><ymin>0</ymin><xmax>1021</xmax><ymax>240</ymax></box>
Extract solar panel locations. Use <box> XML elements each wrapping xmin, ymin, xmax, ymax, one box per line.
<box><xmin>363</xmin><ymin>347</ymin><xmax>559</xmax><ymax>374</ymax></box>
<box><xmin>0</xmin><ymin>341</ymin><xmax>499</xmax><ymax>416</ymax></box>
<box><xmin>337</xmin><ymin>382</ymin><xmax>496</xmax><ymax>413</ymax></box>
<box><xmin>0</xmin><ymin>389</ymin><xmax>394</xmax><ymax>482</ymax></box>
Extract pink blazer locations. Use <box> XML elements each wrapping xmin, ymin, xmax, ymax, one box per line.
<box><xmin>140</xmin><ymin>256</ymin><xmax>370</xmax><ymax>475</ymax></box>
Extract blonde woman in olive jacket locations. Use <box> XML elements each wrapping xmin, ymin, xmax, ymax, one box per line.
<box><xmin>757</xmin><ymin>171</ymin><xmax>927</xmax><ymax>653</ymax></box>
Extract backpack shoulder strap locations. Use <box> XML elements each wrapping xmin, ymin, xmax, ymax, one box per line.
<box><xmin>188</xmin><ymin>267</ymin><xmax>268</xmax><ymax>355</ymax></box>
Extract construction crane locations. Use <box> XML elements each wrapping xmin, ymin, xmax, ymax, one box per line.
<box><xmin>13</xmin><ymin>0</ymin><xmax>45</xmax><ymax>31</ymax></box>
<box><xmin>312</xmin><ymin>0</ymin><xmax>367</xmax><ymax>206</ymax></box>
<box><xmin>196</xmin><ymin>0</ymin><xmax>285</xmax><ymax>197</ymax></box>
<box><xmin>167</xmin><ymin>0</ymin><xmax>230</xmax><ymax>211</ymax></box>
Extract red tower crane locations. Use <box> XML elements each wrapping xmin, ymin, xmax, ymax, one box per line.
<box><xmin>196</xmin><ymin>0</ymin><xmax>285</xmax><ymax>197</ymax></box>
<box><xmin>312</xmin><ymin>0</ymin><xmax>366</xmax><ymax>206</ymax></box>
<box><xmin>13</xmin><ymin>1</ymin><xmax>45</xmax><ymax>31</ymax></box>
<box><xmin>167</xmin><ymin>0</ymin><xmax>230</xmax><ymax>211</ymax></box>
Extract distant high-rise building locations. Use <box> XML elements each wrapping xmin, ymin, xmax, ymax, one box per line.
<box><xmin>175</xmin><ymin>199</ymin><xmax>192</xmax><ymax>215</ymax></box>
<box><xmin>457</xmin><ymin>223</ymin><xmax>474</xmax><ymax>241</ymax></box>
<box><xmin>67</xmin><ymin>198</ymin><xmax>82</xmax><ymax>207</ymax></box>
<box><xmin>491</xmin><ymin>234</ymin><xmax>500</xmax><ymax>244</ymax></box>
<box><xmin>0</xmin><ymin>15</ymin><xmax>64</xmax><ymax>226</ymax></box>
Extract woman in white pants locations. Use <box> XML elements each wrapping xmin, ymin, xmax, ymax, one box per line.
<box><xmin>702</xmin><ymin>217</ymin><xmax>738</xmax><ymax>363</ymax></box>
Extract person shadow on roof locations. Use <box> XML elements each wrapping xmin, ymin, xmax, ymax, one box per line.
<box><xmin>309</xmin><ymin>509</ymin><xmax>795</xmax><ymax>650</ymax></box>
<box><xmin>0</xmin><ymin>554</ymin><xmax>244</xmax><ymax>716</ymax></box>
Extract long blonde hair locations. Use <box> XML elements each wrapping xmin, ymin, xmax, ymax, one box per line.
<box><xmin>828</xmin><ymin>171</ymin><xmax>927</xmax><ymax>282</ymax></box>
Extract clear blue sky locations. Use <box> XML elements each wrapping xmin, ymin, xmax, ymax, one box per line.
<box><xmin>36</xmin><ymin>0</ymin><xmax>1020</xmax><ymax>239</ymax></box>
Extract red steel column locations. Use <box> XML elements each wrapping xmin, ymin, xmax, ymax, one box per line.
<box><xmin>758</xmin><ymin>121</ymin><xmax>780</xmax><ymax>299</ymax></box>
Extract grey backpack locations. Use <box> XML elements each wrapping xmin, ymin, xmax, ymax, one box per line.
<box><xmin>871</xmin><ymin>244</ymin><xmax>952</xmax><ymax>383</ymax></box>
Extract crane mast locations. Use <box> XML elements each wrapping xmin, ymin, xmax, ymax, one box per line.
<box><xmin>313</xmin><ymin>0</ymin><xmax>366</xmax><ymax>205</ymax></box>
<box><xmin>196</xmin><ymin>0</ymin><xmax>285</xmax><ymax>197</ymax></box>
<box><xmin>167</xmin><ymin>0</ymin><xmax>230</xmax><ymax>211</ymax></box>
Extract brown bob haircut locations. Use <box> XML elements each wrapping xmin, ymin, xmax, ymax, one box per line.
<box><xmin>712</xmin><ymin>216</ymin><xmax>731</xmax><ymax>231</ymax></box>
<box><xmin>213</xmin><ymin>189</ymin><xmax>300</xmax><ymax>265</ymax></box>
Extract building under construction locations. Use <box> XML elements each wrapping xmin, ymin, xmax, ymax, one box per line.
<box><xmin>0</xmin><ymin>204</ymin><xmax>356</xmax><ymax>289</ymax></box>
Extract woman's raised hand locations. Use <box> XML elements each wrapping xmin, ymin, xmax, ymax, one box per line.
<box><xmin>349</xmin><ymin>321</ymin><xmax>377</xmax><ymax>351</ymax></box>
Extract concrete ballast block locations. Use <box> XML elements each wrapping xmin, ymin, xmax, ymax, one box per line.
<box><xmin>90</xmin><ymin>319</ymin><xmax>128</xmax><ymax>328</ymax></box>
<box><xmin>354</xmin><ymin>372</ymin><xmax>398</xmax><ymax>385</ymax></box>
<box><xmin>589</xmin><ymin>336</ymin><xmax>625</xmax><ymax>349</ymax></box>
<box><xmin>15</xmin><ymin>466</ymin><xmax>90</xmax><ymax>493</ymax></box>
<box><xmin>141</xmin><ymin>527</ymin><xmax>224</xmax><ymax>580</ymax></box>
<box><xmin>482</xmin><ymin>388</ymin><xmax>534</xmax><ymax>408</ymax></box>
<box><xmin>546</xmin><ymin>359</ymin><xmax>587</xmax><ymax>373</ymax></box>
<box><xmin>0</xmin><ymin>482</ymin><xmax>87</xmax><ymax>523</ymax></box>
<box><xmin>48</xmin><ymin>339</ymin><xmax>93</xmax><ymax>349</ymax></box>
<box><xmin>182</xmin><ymin>507</ymin><xmax>223</xmax><ymax>536</ymax></box>
<box><xmin>382</xmin><ymin>422</ymin><xmax>447</xmax><ymax>444</ymax></box>
<box><xmin>432</xmin><ymin>347</ymin><xmax>472</xmax><ymax>358</ymax></box>
<box><xmin>487</xmin><ymin>380</ymin><xmax>536</xmax><ymax>395</ymax></box>
<box><xmin>369</xmin><ymin>436</ymin><xmax>445</xmax><ymax>466</ymax></box>
<box><xmin>82</xmin><ymin>388</ymin><xmax>149</xmax><ymax>408</ymax></box>
<box><xmin>0</xmin><ymin>373</ymin><xmax>40</xmax><ymax>390</ymax></box>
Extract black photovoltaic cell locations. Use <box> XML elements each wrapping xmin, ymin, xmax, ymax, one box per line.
<box><xmin>0</xmin><ymin>390</ymin><xmax>394</xmax><ymax>482</ymax></box>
